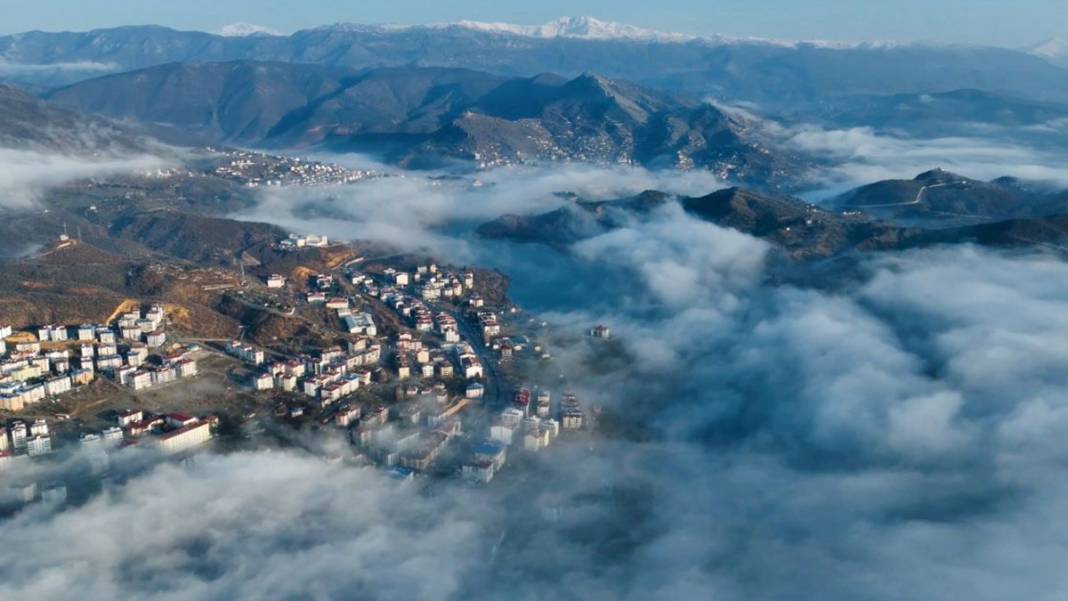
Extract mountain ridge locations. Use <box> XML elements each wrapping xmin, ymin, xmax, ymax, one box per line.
<box><xmin>45</xmin><ymin>62</ymin><xmax>796</xmax><ymax>184</ymax></box>
<box><xmin>4</xmin><ymin>23</ymin><xmax>1067</xmax><ymax>107</ymax></box>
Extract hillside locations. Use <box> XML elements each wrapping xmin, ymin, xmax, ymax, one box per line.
<box><xmin>52</xmin><ymin>64</ymin><xmax>794</xmax><ymax>183</ymax></box>
<box><xmin>477</xmin><ymin>191</ymin><xmax>673</xmax><ymax>248</ymax></box>
<box><xmin>680</xmin><ymin>187</ymin><xmax>906</xmax><ymax>259</ymax></box>
<box><xmin>48</xmin><ymin>63</ymin><xmax>793</xmax><ymax>183</ymax></box>
<box><xmin>0</xmin><ymin>84</ymin><xmax>148</xmax><ymax>152</ymax></box>
<box><xmin>479</xmin><ymin>187</ymin><xmax>905</xmax><ymax>259</ymax></box>
<box><xmin>834</xmin><ymin>169</ymin><xmax>1068</xmax><ymax>224</ymax></box>
<box><xmin>45</xmin><ymin>61</ymin><xmax>350</xmax><ymax>145</ymax></box>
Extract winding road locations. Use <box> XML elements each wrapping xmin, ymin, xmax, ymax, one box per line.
<box><xmin>852</xmin><ymin>181</ymin><xmax>961</xmax><ymax>209</ymax></box>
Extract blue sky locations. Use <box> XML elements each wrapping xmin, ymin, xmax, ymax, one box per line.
<box><xmin>0</xmin><ymin>0</ymin><xmax>1062</xmax><ymax>47</ymax></box>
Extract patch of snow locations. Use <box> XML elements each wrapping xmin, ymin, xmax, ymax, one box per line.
<box><xmin>218</xmin><ymin>23</ymin><xmax>283</xmax><ymax>37</ymax></box>
<box><xmin>1028</xmin><ymin>38</ymin><xmax>1068</xmax><ymax>62</ymax></box>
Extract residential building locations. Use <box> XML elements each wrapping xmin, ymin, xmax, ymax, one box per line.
<box><xmin>156</xmin><ymin>421</ymin><xmax>211</xmax><ymax>454</ymax></box>
<box><xmin>26</xmin><ymin>435</ymin><xmax>52</xmax><ymax>456</ymax></box>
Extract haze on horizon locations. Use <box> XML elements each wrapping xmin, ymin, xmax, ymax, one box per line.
<box><xmin>0</xmin><ymin>0</ymin><xmax>1065</xmax><ymax>48</ymax></box>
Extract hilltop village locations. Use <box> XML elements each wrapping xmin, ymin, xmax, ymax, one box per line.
<box><xmin>0</xmin><ymin>231</ymin><xmax>598</xmax><ymax>505</ymax></box>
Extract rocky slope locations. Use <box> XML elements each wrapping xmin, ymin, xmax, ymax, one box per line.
<box><xmin>48</xmin><ymin>63</ymin><xmax>794</xmax><ymax>183</ymax></box>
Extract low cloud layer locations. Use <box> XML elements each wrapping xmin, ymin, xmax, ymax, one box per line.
<box><xmin>0</xmin><ymin>450</ymin><xmax>491</xmax><ymax>600</ymax></box>
<box><xmin>234</xmin><ymin>160</ymin><xmax>727</xmax><ymax>259</ymax></box>
<box><xmin>0</xmin><ymin>148</ymin><xmax>170</xmax><ymax>208</ymax></box>
<box><xmin>785</xmin><ymin>124</ymin><xmax>1068</xmax><ymax>195</ymax></box>
<box><xmin>0</xmin><ymin>60</ymin><xmax>117</xmax><ymax>76</ymax></box>
<box><xmin>7</xmin><ymin>158</ymin><xmax>1068</xmax><ymax>599</ymax></box>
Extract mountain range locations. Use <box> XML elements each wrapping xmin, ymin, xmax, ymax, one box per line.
<box><xmin>4</xmin><ymin>19</ymin><xmax>1068</xmax><ymax>109</ymax></box>
<box><xmin>43</xmin><ymin>62</ymin><xmax>794</xmax><ymax>183</ymax></box>
<box><xmin>478</xmin><ymin>182</ymin><xmax>1068</xmax><ymax>260</ymax></box>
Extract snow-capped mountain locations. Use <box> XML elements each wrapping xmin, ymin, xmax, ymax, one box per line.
<box><xmin>452</xmin><ymin>16</ymin><xmax>697</xmax><ymax>42</ymax></box>
<box><xmin>218</xmin><ymin>22</ymin><xmax>282</xmax><ymax>37</ymax></box>
<box><xmin>318</xmin><ymin>16</ymin><xmax>698</xmax><ymax>42</ymax></box>
<box><xmin>5</xmin><ymin>20</ymin><xmax>1068</xmax><ymax>108</ymax></box>
<box><xmin>1028</xmin><ymin>38</ymin><xmax>1068</xmax><ymax>66</ymax></box>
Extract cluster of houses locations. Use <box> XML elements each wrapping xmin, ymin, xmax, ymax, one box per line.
<box><xmin>383</xmin><ymin>292</ymin><xmax>438</xmax><ymax>336</ymax></box>
<box><xmin>0</xmin><ymin>407</ymin><xmax>217</xmax><ymax>475</ymax></box>
<box><xmin>404</xmin><ymin>266</ymin><xmax>474</xmax><ymax>303</ymax></box>
<box><xmin>107</xmin><ymin>409</ymin><xmax>215</xmax><ymax>454</ymax></box>
<box><xmin>354</xmin><ymin>263</ymin><xmax>474</xmax><ymax>309</ymax></box>
<box><xmin>214</xmin><ymin>153</ymin><xmax>370</xmax><ymax>188</ymax></box>
<box><xmin>0</xmin><ymin>323</ymin><xmax>95</xmax><ymax>411</ymax></box>
<box><xmin>0</xmin><ymin>418</ymin><xmax>54</xmax><ymax>467</ymax></box>
<box><xmin>351</xmin><ymin>392</ymin><xmax>467</xmax><ymax>473</ymax></box>
<box><xmin>461</xmin><ymin>388</ymin><xmax>585</xmax><ymax>483</ymax></box>
<box><xmin>253</xmin><ymin>262</ymin><xmax>492</xmax><ymax>474</ymax></box>
<box><xmin>241</xmin><ymin>259</ymin><xmax>565</xmax><ymax>480</ymax></box>
<box><xmin>305</xmin><ymin>273</ymin><xmax>350</xmax><ymax>308</ymax></box>
<box><xmin>101</xmin><ymin>307</ymin><xmax>198</xmax><ymax>392</ymax></box>
<box><xmin>114</xmin><ymin>347</ymin><xmax>198</xmax><ymax>392</ymax></box>
<box><xmin>0</xmin><ymin>305</ymin><xmax>201</xmax><ymax>410</ymax></box>
<box><xmin>495</xmin><ymin>389</ymin><xmax>563</xmax><ymax>448</ymax></box>
<box><xmin>277</xmin><ymin>232</ymin><xmax>329</xmax><ymax>250</ymax></box>
<box><xmin>244</xmin><ymin>338</ymin><xmax>382</xmax><ymax>406</ymax></box>
<box><xmin>393</xmin><ymin>332</ymin><xmax>461</xmax><ymax>382</ymax></box>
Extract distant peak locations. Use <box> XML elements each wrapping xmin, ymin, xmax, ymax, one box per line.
<box><xmin>914</xmin><ymin>168</ymin><xmax>968</xmax><ymax>182</ymax></box>
<box><xmin>453</xmin><ymin>16</ymin><xmax>697</xmax><ymax>42</ymax></box>
<box><xmin>217</xmin><ymin>22</ymin><xmax>283</xmax><ymax>37</ymax></box>
<box><xmin>1028</xmin><ymin>38</ymin><xmax>1068</xmax><ymax>60</ymax></box>
<box><xmin>570</xmin><ymin>72</ymin><xmax>613</xmax><ymax>87</ymax></box>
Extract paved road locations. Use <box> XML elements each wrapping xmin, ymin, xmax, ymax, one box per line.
<box><xmin>852</xmin><ymin>181</ymin><xmax>959</xmax><ymax>209</ymax></box>
<box><xmin>448</xmin><ymin>307</ymin><xmax>505</xmax><ymax>409</ymax></box>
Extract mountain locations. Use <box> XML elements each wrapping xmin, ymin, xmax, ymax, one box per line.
<box><xmin>0</xmin><ymin>83</ymin><xmax>148</xmax><ymax>152</ymax></box>
<box><xmin>397</xmin><ymin>72</ymin><xmax>792</xmax><ymax>181</ymax></box>
<box><xmin>834</xmin><ymin>169</ymin><xmax>1068</xmax><ymax>224</ymax></box>
<box><xmin>479</xmin><ymin>187</ymin><xmax>906</xmax><ymax>259</ymax></box>
<box><xmin>47</xmin><ymin>63</ymin><xmax>793</xmax><ymax>183</ymax></box>
<box><xmin>266</xmin><ymin>67</ymin><xmax>508</xmax><ymax>147</ymax></box>
<box><xmin>447</xmin><ymin>16</ymin><xmax>698</xmax><ymax>42</ymax></box>
<box><xmin>477</xmin><ymin>190</ymin><xmax>672</xmax><ymax>247</ymax></box>
<box><xmin>4</xmin><ymin>22</ymin><xmax>1068</xmax><ymax>107</ymax></box>
<box><xmin>46</xmin><ymin>63</ymin><xmax>511</xmax><ymax>147</ymax></box>
<box><xmin>478</xmin><ymin>183</ymin><xmax>1068</xmax><ymax>260</ymax></box>
<box><xmin>44</xmin><ymin>61</ymin><xmax>350</xmax><ymax>145</ymax></box>
<box><xmin>679</xmin><ymin>187</ymin><xmax>908</xmax><ymax>259</ymax></box>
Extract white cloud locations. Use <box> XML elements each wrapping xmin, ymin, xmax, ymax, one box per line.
<box><xmin>232</xmin><ymin>160</ymin><xmax>726</xmax><ymax>260</ymax></box>
<box><xmin>784</xmin><ymin>124</ymin><xmax>1068</xmax><ymax>195</ymax></box>
<box><xmin>0</xmin><ymin>148</ymin><xmax>170</xmax><ymax>208</ymax></box>
<box><xmin>0</xmin><ymin>450</ymin><xmax>487</xmax><ymax>600</ymax></box>
<box><xmin>0</xmin><ymin>60</ymin><xmax>117</xmax><ymax>76</ymax></box>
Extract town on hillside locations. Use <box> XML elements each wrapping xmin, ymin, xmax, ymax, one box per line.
<box><xmin>0</xmin><ymin>232</ymin><xmax>602</xmax><ymax>509</ymax></box>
